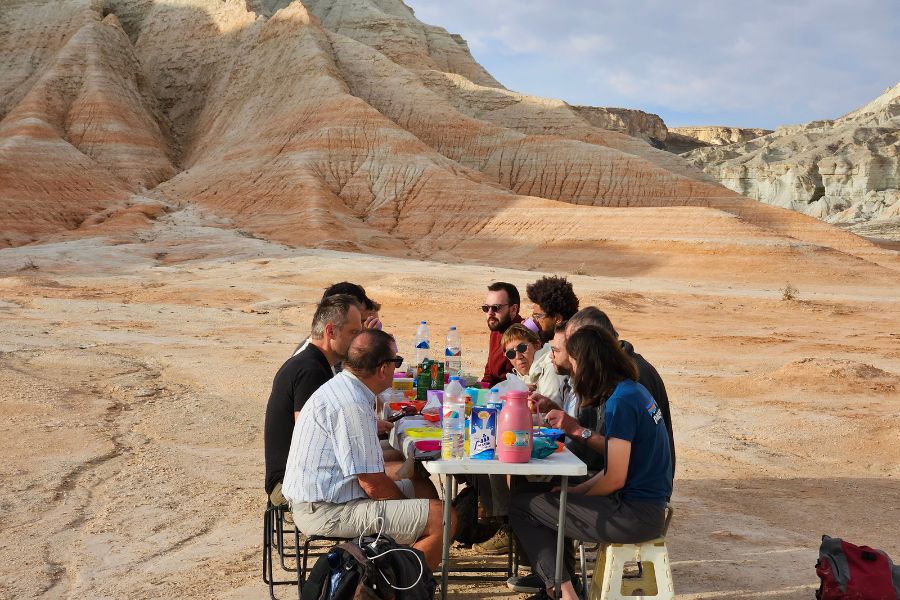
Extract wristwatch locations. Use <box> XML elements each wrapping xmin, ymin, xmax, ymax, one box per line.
<box><xmin>579</xmin><ymin>427</ymin><xmax>593</xmax><ymax>441</ymax></box>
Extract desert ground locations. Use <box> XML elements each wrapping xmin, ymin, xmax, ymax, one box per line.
<box><xmin>0</xmin><ymin>204</ymin><xmax>897</xmax><ymax>600</ymax></box>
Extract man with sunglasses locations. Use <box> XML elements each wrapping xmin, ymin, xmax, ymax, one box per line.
<box><xmin>282</xmin><ymin>330</ymin><xmax>453</xmax><ymax>570</ymax></box>
<box><xmin>480</xmin><ymin>281</ymin><xmax>523</xmax><ymax>387</ymax></box>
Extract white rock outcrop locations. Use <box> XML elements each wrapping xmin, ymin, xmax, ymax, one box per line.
<box><xmin>683</xmin><ymin>83</ymin><xmax>900</xmax><ymax>238</ymax></box>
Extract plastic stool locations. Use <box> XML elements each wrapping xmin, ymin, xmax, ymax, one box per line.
<box><xmin>588</xmin><ymin>538</ymin><xmax>674</xmax><ymax>600</ymax></box>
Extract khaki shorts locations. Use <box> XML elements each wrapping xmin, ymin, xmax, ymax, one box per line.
<box><xmin>270</xmin><ymin>482</ymin><xmax>288</xmax><ymax>507</ymax></box>
<box><xmin>291</xmin><ymin>479</ymin><xmax>429</xmax><ymax>545</ymax></box>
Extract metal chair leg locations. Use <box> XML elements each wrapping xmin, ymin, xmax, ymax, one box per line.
<box><xmin>262</xmin><ymin>502</ymin><xmax>300</xmax><ymax>599</ymax></box>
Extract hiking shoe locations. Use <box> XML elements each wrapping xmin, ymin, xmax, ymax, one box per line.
<box><xmin>473</xmin><ymin>527</ymin><xmax>510</xmax><ymax>555</ymax></box>
<box><xmin>507</xmin><ymin>573</ymin><xmax>543</xmax><ymax>593</ymax></box>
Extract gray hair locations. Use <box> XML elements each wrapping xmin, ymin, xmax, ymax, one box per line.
<box><xmin>567</xmin><ymin>306</ymin><xmax>619</xmax><ymax>339</ymax></box>
<box><xmin>310</xmin><ymin>294</ymin><xmax>360</xmax><ymax>339</ymax></box>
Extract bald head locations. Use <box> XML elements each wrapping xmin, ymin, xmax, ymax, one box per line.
<box><xmin>345</xmin><ymin>329</ymin><xmax>397</xmax><ymax>376</ymax></box>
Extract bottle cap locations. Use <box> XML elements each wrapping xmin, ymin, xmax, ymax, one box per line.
<box><xmin>420</xmin><ymin>320</ymin><xmax>426</xmax><ymax>324</ymax></box>
<box><xmin>449</xmin><ymin>326</ymin><xmax>457</xmax><ymax>330</ymax></box>
<box><xmin>491</xmin><ymin>388</ymin><xmax>499</xmax><ymax>393</ymax></box>
<box><xmin>449</xmin><ymin>376</ymin><xmax>462</xmax><ymax>381</ymax></box>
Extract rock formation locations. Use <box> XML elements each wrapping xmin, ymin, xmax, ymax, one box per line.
<box><xmin>666</xmin><ymin>126</ymin><xmax>772</xmax><ymax>154</ymax></box>
<box><xmin>683</xmin><ymin>84</ymin><xmax>900</xmax><ymax>239</ymax></box>
<box><xmin>572</xmin><ymin>105</ymin><xmax>668</xmax><ymax>144</ymax></box>
<box><xmin>0</xmin><ymin>0</ymin><xmax>894</xmax><ymax>265</ymax></box>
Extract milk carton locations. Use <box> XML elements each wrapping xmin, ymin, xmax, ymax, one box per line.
<box><xmin>469</xmin><ymin>406</ymin><xmax>497</xmax><ymax>460</ymax></box>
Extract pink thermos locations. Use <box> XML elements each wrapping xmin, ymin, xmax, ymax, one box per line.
<box><xmin>497</xmin><ymin>390</ymin><xmax>532</xmax><ymax>463</ymax></box>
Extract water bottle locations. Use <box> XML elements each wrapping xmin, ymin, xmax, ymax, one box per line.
<box><xmin>441</xmin><ymin>378</ymin><xmax>466</xmax><ymax>460</ymax></box>
<box><xmin>490</xmin><ymin>387</ymin><xmax>501</xmax><ymax>406</ymax></box>
<box><xmin>444</xmin><ymin>326</ymin><xmax>462</xmax><ymax>378</ymax></box>
<box><xmin>414</xmin><ymin>320</ymin><xmax>430</xmax><ymax>366</ymax></box>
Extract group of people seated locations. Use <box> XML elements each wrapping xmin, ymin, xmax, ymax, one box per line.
<box><xmin>263</xmin><ymin>277</ymin><xmax>675</xmax><ymax>600</ymax></box>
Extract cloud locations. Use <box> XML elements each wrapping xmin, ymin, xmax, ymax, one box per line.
<box><xmin>405</xmin><ymin>0</ymin><xmax>900</xmax><ymax>128</ymax></box>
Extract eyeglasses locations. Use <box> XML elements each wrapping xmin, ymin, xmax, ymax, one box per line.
<box><xmin>383</xmin><ymin>356</ymin><xmax>404</xmax><ymax>368</ymax></box>
<box><xmin>504</xmin><ymin>343</ymin><xmax>530</xmax><ymax>360</ymax></box>
<box><xmin>532</xmin><ymin>312</ymin><xmax>547</xmax><ymax>320</ymax></box>
<box><xmin>481</xmin><ymin>303</ymin><xmax>509</xmax><ymax>313</ymax></box>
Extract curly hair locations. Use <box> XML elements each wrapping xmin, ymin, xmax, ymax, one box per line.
<box><xmin>526</xmin><ymin>276</ymin><xmax>579</xmax><ymax>320</ymax></box>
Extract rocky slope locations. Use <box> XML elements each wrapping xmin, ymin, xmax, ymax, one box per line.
<box><xmin>666</xmin><ymin>126</ymin><xmax>772</xmax><ymax>154</ymax></box>
<box><xmin>683</xmin><ymin>84</ymin><xmax>900</xmax><ymax>238</ymax></box>
<box><xmin>0</xmin><ymin>0</ymin><xmax>894</xmax><ymax>266</ymax></box>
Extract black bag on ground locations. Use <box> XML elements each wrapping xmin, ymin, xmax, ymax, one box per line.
<box><xmin>301</xmin><ymin>534</ymin><xmax>435</xmax><ymax>600</ymax></box>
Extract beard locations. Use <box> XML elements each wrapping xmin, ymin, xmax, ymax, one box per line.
<box><xmin>487</xmin><ymin>313</ymin><xmax>513</xmax><ymax>332</ymax></box>
<box><xmin>554</xmin><ymin>362</ymin><xmax>571</xmax><ymax>376</ymax></box>
<box><xmin>537</xmin><ymin>326</ymin><xmax>554</xmax><ymax>345</ymax></box>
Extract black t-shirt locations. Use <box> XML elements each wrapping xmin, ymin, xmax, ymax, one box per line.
<box><xmin>622</xmin><ymin>341</ymin><xmax>675</xmax><ymax>472</ymax></box>
<box><xmin>263</xmin><ymin>343</ymin><xmax>333</xmax><ymax>494</ymax></box>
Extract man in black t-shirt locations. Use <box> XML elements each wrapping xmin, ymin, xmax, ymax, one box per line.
<box><xmin>263</xmin><ymin>294</ymin><xmax>362</xmax><ymax>506</ymax></box>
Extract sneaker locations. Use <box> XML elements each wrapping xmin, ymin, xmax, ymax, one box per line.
<box><xmin>472</xmin><ymin>527</ymin><xmax>510</xmax><ymax>555</ymax></box>
<box><xmin>508</xmin><ymin>574</ymin><xmax>583</xmax><ymax>596</ymax></box>
<box><xmin>507</xmin><ymin>573</ymin><xmax>544</xmax><ymax>593</ymax></box>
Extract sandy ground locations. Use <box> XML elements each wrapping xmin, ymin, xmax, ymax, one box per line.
<box><xmin>0</xmin><ymin>206</ymin><xmax>898</xmax><ymax>599</ymax></box>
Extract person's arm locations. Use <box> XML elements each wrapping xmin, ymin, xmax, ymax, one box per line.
<box><xmin>331</xmin><ymin>402</ymin><xmax>385</xmax><ymax>489</ymax></box>
<box><xmin>545</xmin><ymin>409</ymin><xmax>606</xmax><ymax>455</ymax></box>
<box><xmin>584</xmin><ymin>437</ymin><xmax>630</xmax><ymax>495</ymax></box>
<box><xmin>530</xmin><ymin>392</ymin><xmax>562</xmax><ymax>414</ymax></box>
<box><xmin>358</xmin><ymin>472</ymin><xmax>406</xmax><ymax>500</ymax></box>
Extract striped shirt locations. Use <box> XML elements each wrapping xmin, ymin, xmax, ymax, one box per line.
<box><xmin>282</xmin><ymin>370</ymin><xmax>384</xmax><ymax>504</ymax></box>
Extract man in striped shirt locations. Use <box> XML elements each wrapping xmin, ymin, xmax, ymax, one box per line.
<box><xmin>282</xmin><ymin>329</ymin><xmax>455</xmax><ymax>569</ymax></box>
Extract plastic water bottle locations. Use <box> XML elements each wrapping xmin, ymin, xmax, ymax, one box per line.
<box><xmin>414</xmin><ymin>320</ymin><xmax>430</xmax><ymax>366</ymax></box>
<box><xmin>490</xmin><ymin>388</ymin><xmax>501</xmax><ymax>405</ymax></box>
<box><xmin>444</xmin><ymin>326</ymin><xmax>462</xmax><ymax>378</ymax></box>
<box><xmin>441</xmin><ymin>378</ymin><xmax>466</xmax><ymax>460</ymax></box>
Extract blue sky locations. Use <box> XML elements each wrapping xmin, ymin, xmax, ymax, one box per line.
<box><xmin>405</xmin><ymin>0</ymin><xmax>900</xmax><ymax>129</ymax></box>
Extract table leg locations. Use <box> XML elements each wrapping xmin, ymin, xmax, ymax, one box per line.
<box><xmin>554</xmin><ymin>476</ymin><xmax>568</xmax><ymax>600</ymax></box>
<box><xmin>440</xmin><ymin>474</ymin><xmax>452</xmax><ymax>600</ymax></box>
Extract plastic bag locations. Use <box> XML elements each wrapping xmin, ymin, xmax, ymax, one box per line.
<box><xmin>531</xmin><ymin>436</ymin><xmax>558</xmax><ymax>459</ymax></box>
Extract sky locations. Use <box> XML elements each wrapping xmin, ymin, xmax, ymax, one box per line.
<box><xmin>405</xmin><ymin>0</ymin><xmax>900</xmax><ymax>129</ymax></box>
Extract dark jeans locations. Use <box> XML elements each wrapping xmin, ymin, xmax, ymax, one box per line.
<box><xmin>509</xmin><ymin>491</ymin><xmax>666</xmax><ymax>590</ymax></box>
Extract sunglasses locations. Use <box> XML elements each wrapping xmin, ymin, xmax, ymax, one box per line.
<box><xmin>504</xmin><ymin>343</ymin><xmax>530</xmax><ymax>360</ymax></box>
<box><xmin>481</xmin><ymin>303</ymin><xmax>509</xmax><ymax>313</ymax></box>
<box><xmin>383</xmin><ymin>356</ymin><xmax>404</xmax><ymax>368</ymax></box>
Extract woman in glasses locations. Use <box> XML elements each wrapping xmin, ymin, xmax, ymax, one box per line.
<box><xmin>500</xmin><ymin>324</ymin><xmax>542</xmax><ymax>384</ymax></box>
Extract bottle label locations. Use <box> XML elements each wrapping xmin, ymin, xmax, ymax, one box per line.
<box><xmin>445</xmin><ymin>348</ymin><xmax>461</xmax><ymax>357</ymax></box>
<box><xmin>501</xmin><ymin>430</ymin><xmax>531</xmax><ymax>448</ymax></box>
<box><xmin>416</xmin><ymin>341</ymin><xmax>430</xmax><ymax>349</ymax></box>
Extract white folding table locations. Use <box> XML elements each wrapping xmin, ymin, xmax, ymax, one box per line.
<box><xmin>424</xmin><ymin>449</ymin><xmax>587</xmax><ymax>599</ymax></box>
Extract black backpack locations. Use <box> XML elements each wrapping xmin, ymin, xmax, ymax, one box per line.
<box><xmin>301</xmin><ymin>535</ymin><xmax>435</xmax><ymax>600</ymax></box>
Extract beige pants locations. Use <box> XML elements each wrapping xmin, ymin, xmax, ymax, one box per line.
<box><xmin>291</xmin><ymin>479</ymin><xmax>429</xmax><ymax>544</ymax></box>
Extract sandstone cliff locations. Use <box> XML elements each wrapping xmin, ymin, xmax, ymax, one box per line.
<box><xmin>0</xmin><ymin>0</ymin><xmax>892</xmax><ymax>268</ymax></box>
<box><xmin>573</xmin><ymin>105</ymin><xmax>668</xmax><ymax>143</ymax></box>
<box><xmin>667</xmin><ymin>126</ymin><xmax>772</xmax><ymax>154</ymax></box>
<box><xmin>683</xmin><ymin>84</ymin><xmax>900</xmax><ymax>238</ymax></box>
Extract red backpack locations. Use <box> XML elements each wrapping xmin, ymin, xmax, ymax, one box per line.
<box><xmin>816</xmin><ymin>535</ymin><xmax>900</xmax><ymax>600</ymax></box>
